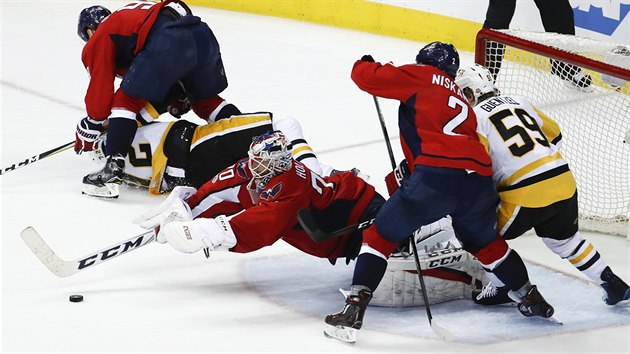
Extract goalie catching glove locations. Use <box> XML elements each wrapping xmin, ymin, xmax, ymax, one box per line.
<box><xmin>75</xmin><ymin>117</ymin><xmax>107</xmax><ymax>154</ymax></box>
<box><xmin>134</xmin><ymin>186</ymin><xmax>236</xmax><ymax>253</ymax></box>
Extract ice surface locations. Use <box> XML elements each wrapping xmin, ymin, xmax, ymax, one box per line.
<box><xmin>1</xmin><ymin>1</ymin><xmax>628</xmax><ymax>353</ymax></box>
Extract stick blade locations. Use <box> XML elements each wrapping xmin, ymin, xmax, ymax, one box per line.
<box><xmin>20</xmin><ymin>227</ymin><xmax>74</xmax><ymax>277</ymax></box>
<box><xmin>430</xmin><ymin>320</ymin><xmax>454</xmax><ymax>341</ymax></box>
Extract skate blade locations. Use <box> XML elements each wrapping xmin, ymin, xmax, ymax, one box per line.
<box><xmin>323</xmin><ymin>324</ymin><xmax>357</xmax><ymax>343</ymax></box>
<box><xmin>82</xmin><ymin>183</ymin><xmax>120</xmax><ymax>199</ymax></box>
<box><xmin>547</xmin><ymin>315</ymin><xmax>563</xmax><ymax>325</ymax></box>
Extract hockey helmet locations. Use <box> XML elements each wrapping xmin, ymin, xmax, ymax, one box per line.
<box><xmin>248</xmin><ymin>131</ymin><xmax>293</xmax><ymax>181</ymax></box>
<box><xmin>455</xmin><ymin>64</ymin><xmax>498</xmax><ymax>106</ymax></box>
<box><xmin>415</xmin><ymin>41</ymin><xmax>460</xmax><ymax>78</ymax></box>
<box><xmin>77</xmin><ymin>5</ymin><xmax>111</xmax><ymax>42</ymax></box>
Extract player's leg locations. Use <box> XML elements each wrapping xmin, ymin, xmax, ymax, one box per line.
<box><xmin>537</xmin><ymin>192</ymin><xmax>630</xmax><ymax>306</ymax></box>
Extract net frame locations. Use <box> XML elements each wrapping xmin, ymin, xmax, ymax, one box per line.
<box><xmin>474</xmin><ymin>29</ymin><xmax>630</xmax><ymax>237</ymax></box>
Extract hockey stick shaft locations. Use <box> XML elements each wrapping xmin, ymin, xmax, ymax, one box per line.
<box><xmin>20</xmin><ymin>226</ymin><xmax>156</xmax><ymax>277</ymax></box>
<box><xmin>372</xmin><ymin>95</ymin><xmax>453</xmax><ymax>341</ymax></box>
<box><xmin>0</xmin><ymin>141</ymin><xmax>74</xmax><ymax>175</ymax></box>
<box><xmin>297</xmin><ymin>208</ymin><xmax>374</xmax><ymax>242</ymax></box>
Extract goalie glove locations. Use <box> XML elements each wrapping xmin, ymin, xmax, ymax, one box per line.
<box><xmin>384</xmin><ymin>159</ymin><xmax>410</xmax><ymax>196</ymax></box>
<box><xmin>75</xmin><ymin>117</ymin><xmax>107</xmax><ymax>154</ymax></box>
<box><xmin>163</xmin><ymin>215</ymin><xmax>237</xmax><ymax>254</ymax></box>
<box><xmin>133</xmin><ymin>186</ymin><xmax>197</xmax><ymax>243</ymax></box>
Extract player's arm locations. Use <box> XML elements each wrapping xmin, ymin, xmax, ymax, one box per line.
<box><xmin>532</xmin><ymin>105</ymin><xmax>562</xmax><ymax>146</ymax></box>
<box><xmin>82</xmin><ymin>36</ymin><xmax>117</xmax><ymax>120</ymax></box>
<box><xmin>351</xmin><ymin>60</ymin><xmax>419</xmax><ymax>102</ymax></box>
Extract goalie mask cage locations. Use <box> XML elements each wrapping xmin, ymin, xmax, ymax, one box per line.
<box><xmin>475</xmin><ymin>29</ymin><xmax>630</xmax><ymax>237</ymax></box>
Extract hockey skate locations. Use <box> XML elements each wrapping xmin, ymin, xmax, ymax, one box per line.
<box><xmin>323</xmin><ymin>288</ymin><xmax>372</xmax><ymax>343</ymax></box>
<box><xmin>600</xmin><ymin>266</ymin><xmax>630</xmax><ymax>306</ymax></box>
<box><xmin>471</xmin><ymin>282</ymin><xmax>516</xmax><ymax>306</ymax></box>
<box><xmin>82</xmin><ymin>154</ymin><xmax>125</xmax><ymax>199</ymax></box>
<box><xmin>511</xmin><ymin>285</ymin><xmax>561</xmax><ymax>324</ymax></box>
<box><xmin>551</xmin><ymin>62</ymin><xmax>592</xmax><ymax>91</ymax></box>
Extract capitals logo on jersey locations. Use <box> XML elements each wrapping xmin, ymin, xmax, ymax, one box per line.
<box><xmin>260</xmin><ymin>182</ymin><xmax>283</xmax><ymax>201</ymax></box>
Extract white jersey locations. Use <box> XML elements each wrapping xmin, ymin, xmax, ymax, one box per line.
<box><xmin>124</xmin><ymin>122</ymin><xmax>170</xmax><ymax>184</ymax></box>
<box><xmin>474</xmin><ymin>95</ymin><xmax>576</xmax><ymax>207</ymax></box>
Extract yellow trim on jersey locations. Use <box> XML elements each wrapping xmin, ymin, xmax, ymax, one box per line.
<box><xmin>533</xmin><ymin>106</ymin><xmax>561</xmax><ymax>143</ymax></box>
<box><xmin>477</xmin><ymin>132</ymin><xmax>490</xmax><ymax>153</ymax></box>
<box><xmin>149</xmin><ymin>121</ymin><xmax>177</xmax><ymax>195</ymax></box>
<box><xmin>191</xmin><ymin>113</ymin><xmax>273</xmax><ymax>150</ymax></box>
<box><xmin>292</xmin><ymin>145</ymin><xmax>313</xmax><ymax>156</ymax></box>
<box><xmin>497</xmin><ymin>201</ymin><xmax>519</xmax><ymax>237</ymax></box>
<box><xmin>144</xmin><ymin>103</ymin><xmax>160</xmax><ymax>120</ymax></box>
<box><xmin>499</xmin><ymin>170</ymin><xmax>576</xmax><ymax>207</ymax></box>
<box><xmin>569</xmin><ymin>244</ymin><xmax>594</xmax><ymax>265</ymax></box>
<box><xmin>500</xmin><ymin>152</ymin><xmax>564</xmax><ymax>188</ymax></box>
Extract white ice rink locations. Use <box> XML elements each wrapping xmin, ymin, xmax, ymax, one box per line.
<box><xmin>1</xmin><ymin>1</ymin><xmax>629</xmax><ymax>353</ymax></box>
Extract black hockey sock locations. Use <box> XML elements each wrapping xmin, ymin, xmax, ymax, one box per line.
<box><xmin>351</xmin><ymin>253</ymin><xmax>388</xmax><ymax>292</ymax></box>
<box><xmin>105</xmin><ymin>118</ymin><xmax>138</xmax><ymax>156</ymax></box>
<box><xmin>490</xmin><ymin>250</ymin><xmax>530</xmax><ymax>292</ymax></box>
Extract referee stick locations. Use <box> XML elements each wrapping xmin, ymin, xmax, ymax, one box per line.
<box><xmin>371</xmin><ymin>95</ymin><xmax>453</xmax><ymax>341</ymax></box>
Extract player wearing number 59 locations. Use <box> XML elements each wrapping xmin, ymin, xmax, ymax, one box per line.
<box><xmin>328</xmin><ymin>43</ymin><xmax>555</xmax><ymax>339</ymax></box>
<box><xmin>76</xmin><ymin>1</ymin><xmax>231</xmax><ymax>197</ymax></box>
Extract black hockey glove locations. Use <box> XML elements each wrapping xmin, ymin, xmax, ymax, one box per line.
<box><xmin>360</xmin><ymin>54</ymin><xmax>375</xmax><ymax>62</ymax></box>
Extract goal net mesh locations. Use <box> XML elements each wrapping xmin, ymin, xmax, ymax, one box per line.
<box><xmin>475</xmin><ymin>29</ymin><xmax>630</xmax><ymax>236</ymax></box>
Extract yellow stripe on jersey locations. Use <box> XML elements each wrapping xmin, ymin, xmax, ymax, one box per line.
<box><xmin>292</xmin><ymin>145</ymin><xmax>313</xmax><ymax>156</ymax></box>
<box><xmin>477</xmin><ymin>132</ymin><xmax>490</xmax><ymax>153</ymax></box>
<box><xmin>149</xmin><ymin>121</ymin><xmax>177</xmax><ymax>195</ymax></box>
<box><xmin>191</xmin><ymin>113</ymin><xmax>273</xmax><ymax>150</ymax></box>
<box><xmin>500</xmin><ymin>152</ymin><xmax>564</xmax><ymax>187</ymax></box>
<box><xmin>533</xmin><ymin>106</ymin><xmax>561</xmax><ymax>143</ymax></box>
<box><xmin>144</xmin><ymin>103</ymin><xmax>160</xmax><ymax>120</ymax></box>
<box><xmin>499</xmin><ymin>169</ymin><xmax>576</xmax><ymax>207</ymax></box>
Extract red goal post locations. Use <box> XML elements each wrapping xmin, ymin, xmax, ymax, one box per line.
<box><xmin>474</xmin><ymin>29</ymin><xmax>630</xmax><ymax>237</ymax></box>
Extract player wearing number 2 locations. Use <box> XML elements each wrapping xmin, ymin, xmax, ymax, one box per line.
<box><xmin>323</xmin><ymin>42</ymin><xmax>554</xmax><ymax>342</ymax></box>
<box><xmin>455</xmin><ymin>63</ymin><xmax>630</xmax><ymax>307</ymax></box>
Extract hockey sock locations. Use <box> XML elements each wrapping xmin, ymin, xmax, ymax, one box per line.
<box><xmin>104</xmin><ymin>118</ymin><xmax>138</xmax><ymax>156</ymax></box>
<box><xmin>487</xmin><ymin>250</ymin><xmax>530</xmax><ymax>292</ymax></box>
<box><xmin>542</xmin><ymin>234</ymin><xmax>608</xmax><ymax>284</ymax></box>
<box><xmin>352</xmin><ymin>252</ymin><xmax>388</xmax><ymax>292</ymax></box>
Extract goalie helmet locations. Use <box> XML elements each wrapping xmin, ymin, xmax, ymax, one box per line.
<box><xmin>77</xmin><ymin>5</ymin><xmax>111</xmax><ymax>42</ymax></box>
<box><xmin>415</xmin><ymin>41</ymin><xmax>460</xmax><ymax>78</ymax></box>
<box><xmin>455</xmin><ymin>64</ymin><xmax>498</xmax><ymax>106</ymax></box>
<box><xmin>248</xmin><ymin>131</ymin><xmax>293</xmax><ymax>183</ymax></box>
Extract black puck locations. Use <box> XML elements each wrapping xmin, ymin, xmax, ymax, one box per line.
<box><xmin>69</xmin><ymin>295</ymin><xmax>84</xmax><ymax>303</ymax></box>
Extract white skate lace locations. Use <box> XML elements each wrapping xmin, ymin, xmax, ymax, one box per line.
<box><xmin>476</xmin><ymin>282</ymin><xmax>499</xmax><ymax>300</ymax></box>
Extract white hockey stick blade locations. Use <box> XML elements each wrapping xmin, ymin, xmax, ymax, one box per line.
<box><xmin>20</xmin><ymin>227</ymin><xmax>155</xmax><ymax>277</ymax></box>
<box><xmin>430</xmin><ymin>320</ymin><xmax>454</xmax><ymax>341</ymax></box>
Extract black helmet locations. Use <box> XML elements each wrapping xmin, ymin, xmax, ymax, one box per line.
<box><xmin>77</xmin><ymin>5</ymin><xmax>111</xmax><ymax>42</ymax></box>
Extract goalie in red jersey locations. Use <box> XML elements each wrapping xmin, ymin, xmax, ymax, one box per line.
<box><xmin>135</xmin><ymin>130</ymin><xmax>382</xmax><ymax>262</ymax></box>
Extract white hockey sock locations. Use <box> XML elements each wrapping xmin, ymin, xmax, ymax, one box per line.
<box><xmin>542</xmin><ymin>233</ymin><xmax>608</xmax><ymax>284</ymax></box>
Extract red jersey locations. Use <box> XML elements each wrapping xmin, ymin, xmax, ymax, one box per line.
<box><xmin>351</xmin><ymin>61</ymin><xmax>493</xmax><ymax>176</ymax></box>
<box><xmin>81</xmin><ymin>1</ymin><xmax>173</xmax><ymax>120</ymax></box>
<box><xmin>187</xmin><ymin>159</ymin><xmax>376</xmax><ymax>260</ymax></box>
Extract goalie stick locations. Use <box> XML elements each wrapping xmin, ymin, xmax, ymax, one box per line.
<box><xmin>297</xmin><ymin>208</ymin><xmax>374</xmax><ymax>242</ymax></box>
<box><xmin>20</xmin><ymin>226</ymin><xmax>156</xmax><ymax>277</ymax></box>
<box><xmin>0</xmin><ymin>141</ymin><xmax>74</xmax><ymax>175</ymax></box>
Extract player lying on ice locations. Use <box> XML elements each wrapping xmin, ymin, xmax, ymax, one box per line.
<box><xmin>133</xmin><ymin>131</ymin><xmax>489</xmax><ymax>311</ymax></box>
<box><xmin>454</xmin><ymin>63</ymin><xmax>630</xmax><ymax>307</ymax></box>
<box><xmin>84</xmin><ymin>111</ymin><xmax>329</xmax><ymax>198</ymax></box>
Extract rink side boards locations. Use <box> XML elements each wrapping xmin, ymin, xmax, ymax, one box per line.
<box><xmin>186</xmin><ymin>0</ymin><xmax>481</xmax><ymax>52</ymax></box>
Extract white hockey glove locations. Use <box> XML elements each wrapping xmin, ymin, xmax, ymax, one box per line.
<box><xmin>162</xmin><ymin>215</ymin><xmax>237</xmax><ymax>254</ymax></box>
<box><xmin>133</xmin><ymin>186</ymin><xmax>197</xmax><ymax>243</ymax></box>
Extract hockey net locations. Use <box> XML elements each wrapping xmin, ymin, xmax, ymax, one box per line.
<box><xmin>475</xmin><ymin>29</ymin><xmax>630</xmax><ymax>237</ymax></box>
